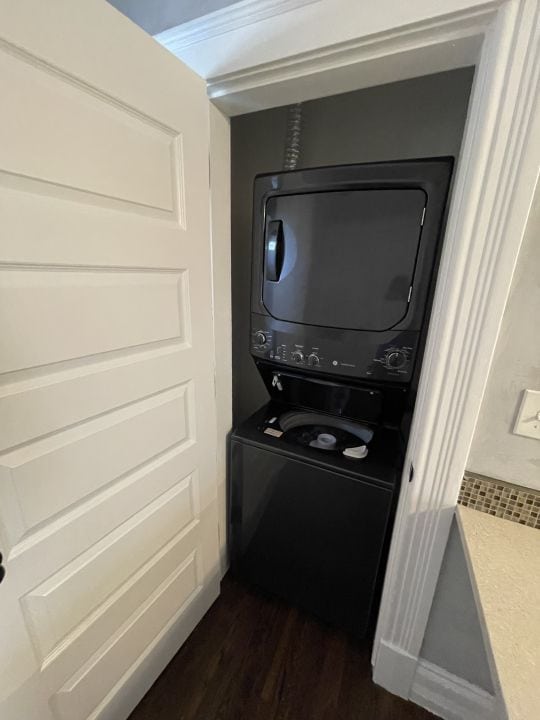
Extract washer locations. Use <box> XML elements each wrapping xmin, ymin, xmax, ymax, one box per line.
<box><xmin>229</xmin><ymin>402</ymin><xmax>402</xmax><ymax>638</ymax></box>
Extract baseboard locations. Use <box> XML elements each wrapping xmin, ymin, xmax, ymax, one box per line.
<box><xmin>410</xmin><ymin>659</ymin><xmax>499</xmax><ymax>720</ymax></box>
<box><xmin>372</xmin><ymin>639</ymin><xmax>419</xmax><ymax>699</ymax></box>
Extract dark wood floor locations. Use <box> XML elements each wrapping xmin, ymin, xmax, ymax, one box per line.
<box><xmin>129</xmin><ymin>575</ymin><xmax>438</xmax><ymax>720</ymax></box>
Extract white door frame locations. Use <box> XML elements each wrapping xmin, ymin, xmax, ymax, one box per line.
<box><xmin>160</xmin><ymin>0</ymin><xmax>539</xmax><ymax>699</ymax></box>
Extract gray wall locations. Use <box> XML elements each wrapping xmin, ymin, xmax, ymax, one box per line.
<box><xmin>231</xmin><ymin>67</ymin><xmax>475</xmax><ymax>425</ymax></box>
<box><xmin>467</xmin><ymin>187</ymin><xmax>540</xmax><ymax>490</ymax></box>
<box><xmin>421</xmin><ymin>520</ymin><xmax>494</xmax><ymax>691</ymax></box>
<box><xmin>231</xmin><ymin>104</ymin><xmax>288</xmax><ymax>424</ymax></box>
<box><xmin>107</xmin><ymin>0</ymin><xmax>238</xmax><ymax>35</ymax></box>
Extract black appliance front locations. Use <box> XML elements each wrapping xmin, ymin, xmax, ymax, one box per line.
<box><xmin>230</xmin><ymin>404</ymin><xmax>401</xmax><ymax>638</ymax></box>
<box><xmin>250</xmin><ymin>158</ymin><xmax>453</xmax><ymax>383</ymax></box>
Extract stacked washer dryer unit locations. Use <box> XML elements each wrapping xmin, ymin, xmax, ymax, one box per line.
<box><xmin>230</xmin><ymin>159</ymin><xmax>453</xmax><ymax>638</ymax></box>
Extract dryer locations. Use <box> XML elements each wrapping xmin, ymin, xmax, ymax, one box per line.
<box><xmin>250</xmin><ymin>158</ymin><xmax>453</xmax><ymax>383</ymax></box>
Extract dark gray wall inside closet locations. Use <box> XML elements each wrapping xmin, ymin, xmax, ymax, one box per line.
<box><xmin>230</xmin><ymin>67</ymin><xmax>497</xmax><ymax>693</ymax></box>
<box><xmin>231</xmin><ymin>67</ymin><xmax>475</xmax><ymax>425</ymax></box>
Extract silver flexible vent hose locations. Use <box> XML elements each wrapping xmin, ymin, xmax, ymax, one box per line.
<box><xmin>283</xmin><ymin>102</ymin><xmax>303</xmax><ymax>170</ymax></box>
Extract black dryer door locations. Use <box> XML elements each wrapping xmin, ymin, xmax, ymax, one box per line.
<box><xmin>262</xmin><ymin>188</ymin><xmax>426</xmax><ymax>331</ymax></box>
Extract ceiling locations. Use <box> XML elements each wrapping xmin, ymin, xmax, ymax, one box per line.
<box><xmin>107</xmin><ymin>0</ymin><xmax>239</xmax><ymax>36</ymax></box>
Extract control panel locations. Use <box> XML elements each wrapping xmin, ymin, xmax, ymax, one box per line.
<box><xmin>251</xmin><ymin>317</ymin><xmax>418</xmax><ymax>383</ymax></box>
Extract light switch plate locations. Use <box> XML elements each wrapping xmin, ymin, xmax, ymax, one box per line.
<box><xmin>513</xmin><ymin>389</ymin><xmax>540</xmax><ymax>440</ymax></box>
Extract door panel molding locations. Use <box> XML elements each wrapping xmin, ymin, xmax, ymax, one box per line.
<box><xmin>1</xmin><ymin>383</ymin><xmax>193</xmax><ymax>545</ymax></box>
<box><xmin>22</xmin><ymin>474</ymin><xmax>198</xmax><ymax>665</ymax></box>
<box><xmin>0</xmin><ymin>39</ymin><xmax>185</xmax><ymax>220</ymax></box>
<box><xmin>51</xmin><ymin>551</ymin><xmax>201</xmax><ymax>720</ymax></box>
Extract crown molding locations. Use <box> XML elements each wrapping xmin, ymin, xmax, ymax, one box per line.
<box><xmin>154</xmin><ymin>0</ymin><xmax>322</xmax><ymax>54</ymax></box>
<box><xmin>205</xmin><ymin>6</ymin><xmax>488</xmax><ymax>114</ymax></box>
<box><xmin>208</xmin><ymin>4</ymin><xmax>490</xmax><ymax>92</ymax></box>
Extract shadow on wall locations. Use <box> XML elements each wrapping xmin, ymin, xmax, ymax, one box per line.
<box><xmin>231</xmin><ymin>66</ymin><xmax>475</xmax><ymax>425</ymax></box>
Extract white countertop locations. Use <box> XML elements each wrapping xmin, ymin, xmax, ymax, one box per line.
<box><xmin>457</xmin><ymin>505</ymin><xmax>540</xmax><ymax>720</ymax></box>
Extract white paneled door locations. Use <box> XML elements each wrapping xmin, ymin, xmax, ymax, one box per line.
<box><xmin>0</xmin><ymin>2</ymin><xmax>221</xmax><ymax>719</ymax></box>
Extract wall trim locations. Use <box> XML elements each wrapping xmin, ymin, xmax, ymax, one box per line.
<box><xmin>155</xmin><ymin>0</ymin><xmax>322</xmax><ymax>53</ymax></box>
<box><xmin>206</xmin><ymin>5</ymin><xmax>491</xmax><ymax>107</ymax></box>
<box><xmin>410</xmin><ymin>660</ymin><xmax>499</xmax><ymax>720</ymax></box>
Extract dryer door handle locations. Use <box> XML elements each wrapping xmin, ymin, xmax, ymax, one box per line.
<box><xmin>265</xmin><ymin>220</ymin><xmax>284</xmax><ymax>282</ymax></box>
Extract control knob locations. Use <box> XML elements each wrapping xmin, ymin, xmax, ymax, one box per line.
<box><xmin>385</xmin><ymin>350</ymin><xmax>407</xmax><ymax>370</ymax></box>
<box><xmin>291</xmin><ymin>350</ymin><xmax>304</xmax><ymax>363</ymax></box>
<box><xmin>307</xmin><ymin>353</ymin><xmax>320</xmax><ymax>367</ymax></box>
<box><xmin>253</xmin><ymin>330</ymin><xmax>267</xmax><ymax>346</ymax></box>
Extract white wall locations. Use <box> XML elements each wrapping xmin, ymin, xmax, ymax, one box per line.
<box><xmin>467</xmin><ymin>186</ymin><xmax>540</xmax><ymax>491</ymax></box>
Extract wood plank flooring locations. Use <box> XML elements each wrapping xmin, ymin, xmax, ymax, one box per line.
<box><xmin>129</xmin><ymin>575</ymin><xmax>438</xmax><ymax>720</ymax></box>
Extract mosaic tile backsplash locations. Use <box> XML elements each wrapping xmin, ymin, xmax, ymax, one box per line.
<box><xmin>459</xmin><ymin>473</ymin><xmax>540</xmax><ymax>529</ymax></box>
